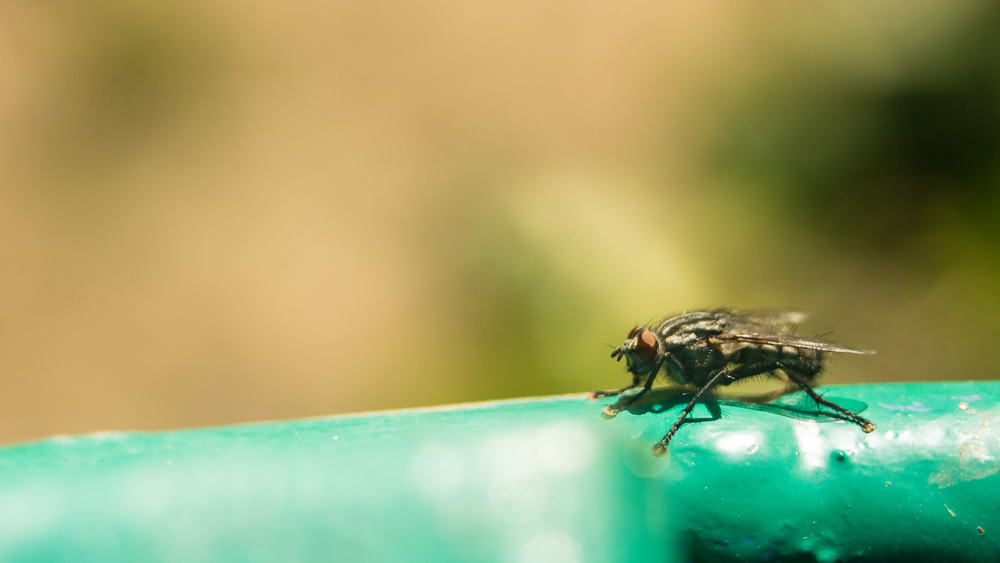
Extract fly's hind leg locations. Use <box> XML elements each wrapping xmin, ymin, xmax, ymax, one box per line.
<box><xmin>780</xmin><ymin>364</ymin><xmax>876</xmax><ymax>433</ymax></box>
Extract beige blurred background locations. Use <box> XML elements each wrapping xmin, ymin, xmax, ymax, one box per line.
<box><xmin>1</xmin><ymin>1</ymin><xmax>998</xmax><ymax>444</ymax></box>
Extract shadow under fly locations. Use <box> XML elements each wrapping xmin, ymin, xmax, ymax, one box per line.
<box><xmin>602</xmin><ymin>387</ymin><xmax>869</xmax><ymax>423</ymax></box>
<box><xmin>592</xmin><ymin>310</ymin><xmax>876</xmax><ymax>456</ymax></box>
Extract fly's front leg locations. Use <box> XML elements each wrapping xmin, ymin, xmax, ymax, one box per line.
<box><xmin>780</xmin><ymin>364</ymin><xmax>876</xmax><ymax>433</ymax></box>
<box><xmin>589</xmin><ymin>378</ymin><xmax>641</xmax><ymax>400</ymax></box>
<box><xmin>619</xmin><ymin>365</ymin><xmax>661</xmax><ymax>407</ymax></box>
<box><xmin>598</xmin><ymin>360</ymin><xmax>663</xmax><ymax>418</ymax></box>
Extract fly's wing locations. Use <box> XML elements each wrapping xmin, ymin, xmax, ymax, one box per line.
<box><xmin>655</xmin><ymin>310</ymin><xmax>805</xmax><ymax>341</ymax></box>
<box><xmin>729</xmin><ymin>309</ymin><xmax>808</xmax><ymax>329</ymax></box>
<box><xmin>713</xmin><ymin>329</ymin><xmax>874</xmax><ymax>354</ymax></box>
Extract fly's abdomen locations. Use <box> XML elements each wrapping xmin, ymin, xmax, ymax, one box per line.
<box><xmin>737</xmin><ymin>344</ymin><xmax>823</xmax><ymax>377</ymax></box>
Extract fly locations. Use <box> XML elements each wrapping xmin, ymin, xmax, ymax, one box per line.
<box><xmin>592</xmin><ymin>309</ymin><xmax>876</xmax><ymax>456</ymax></box>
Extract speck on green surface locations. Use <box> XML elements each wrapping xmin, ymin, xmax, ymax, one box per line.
<box><xmin>0</xmin><ymin>383</ymin><xmax>998</xmax><ymax>562</ymax></box>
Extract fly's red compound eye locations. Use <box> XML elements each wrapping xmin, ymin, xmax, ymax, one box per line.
<box><xmin>635</xmin><ymin>328</ymin><xmax>658</xmax><ymax>364</ymax></box>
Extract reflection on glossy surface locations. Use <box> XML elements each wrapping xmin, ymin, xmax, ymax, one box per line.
<box><xmin>713</xmin><ymin>431</ymin><xmax>764</xmax><ymax>459</ymax></box>
<box><xmin>793</xmin><ymin>421</ymin><xmax>828</xmax><ymax>471</ymax></box>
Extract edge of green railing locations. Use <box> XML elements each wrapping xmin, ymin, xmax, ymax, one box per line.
<box><xmin>0</xmin><ymin>382</ymin><xmax>997</xmax><ymax>562</ymax></box>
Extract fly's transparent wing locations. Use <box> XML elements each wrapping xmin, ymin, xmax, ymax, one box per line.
<box><xmin>729</xmin><ymin>309</ymin><xmax>808</xmax><ymax>329</ymax></box>
<box><xmin>713</xmin><ymin>331</ymin><xmax>874</xmax><ymax>354</ymax></box>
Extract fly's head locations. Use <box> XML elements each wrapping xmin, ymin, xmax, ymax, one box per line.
<box><xmin>610</xmin><ymin>326</ymin><xmax>661</xmax><ymax>375</ymax></box>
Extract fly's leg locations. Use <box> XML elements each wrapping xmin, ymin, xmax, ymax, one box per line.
<box><xmin>780</xmin><ymin>364</ymin><xmax>876</xmax><ymax>433</ymax></box>
<box><xmin>619</xmin><ymin>366</ymin><xmax>660</xmax><ymax>407</ymax></box>
<box><xmin>652</xmin><ymin>368</ymin><xmax>730</xmax><ymax>456</ymax></box>
<box><xmin>600</xmin><ymin>362</ymin><xmax>662</xmax><ymax>418</ymax></box>
<box><xmin>653</xmin><ymin>362</ymin><xmax>781</xmax><ymax>456</ymax></box>
<box><xmin>589</xmin><ymin>379</ymin><xmax>641</xmax><ymax>400</ymax></box>
<box><xmin>652</xmin><ymin>362</ymin><xmax>876</xmax><ymax>456</ymax></box>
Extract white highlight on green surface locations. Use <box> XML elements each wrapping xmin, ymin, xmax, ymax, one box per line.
<box><xmin>714</xmin><ymin>432</ymin><xmax>764</xmax><ymax>458</ymax></box>
<box><xmin>793</xmin><ymin>422</ymin><xmax>827</xmax><ymax>471</ymax></box>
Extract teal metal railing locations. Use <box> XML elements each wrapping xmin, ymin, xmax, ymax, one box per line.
<box><xmin>0</xmin><ymin>382</ymin><xmax>997</xmax><ymax>561</ymax></box>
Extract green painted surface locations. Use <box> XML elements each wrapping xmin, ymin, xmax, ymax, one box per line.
<box><xmin>0</xmin><ymin>382</ymin><xmax>997</xmax><ymax>562</ymax></box>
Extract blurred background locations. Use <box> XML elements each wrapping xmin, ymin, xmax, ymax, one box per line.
<box><xmin>1</xmin><ymin>1</ymin><xmax>997</xmax><ymax>445</ymax></box>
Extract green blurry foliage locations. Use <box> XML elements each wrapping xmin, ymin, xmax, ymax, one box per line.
<box><xmin>435</xmin><ymin>187</ymin><xmax>617</xmax><ymax>398</ymax></box>
<box><xmin>682</xmin><ymin>5</ymin><xmax>1000</xmax><ymax>391</ymax></box>
<box><xmin>713</xmin><ymin>4</ymin><xmax>1000</xmax><ymax>254</ymax></box>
